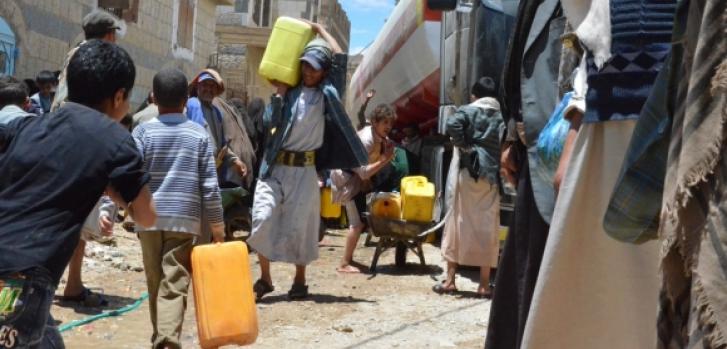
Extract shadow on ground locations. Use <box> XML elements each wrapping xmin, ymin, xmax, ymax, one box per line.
<box><xmin>53</xmin><ymin>293</ymin><xmax>141</xmax><ymax>315</ymax></box>
<box><xmin>258</xmin><ymin>293</ymin><xmax>376</xmax><ymax>305</ymax></box>
<box><xmin>456</xmin><ymin>266</ymin><xmax>486</xmax><ymax>284</ymax></box>
<box><xmin>367</xmin><ymin>263</ymin><xmax>443</xmax><ymax>277</ymax></box>
<box><xmin>341</xmin><ymin>300</ymin><xmax>488</xmax><ymax>349</ymax></box>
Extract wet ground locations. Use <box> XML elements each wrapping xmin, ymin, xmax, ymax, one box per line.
<box><xmin>53</xmin><ymin>226</ymin><xmax>491</xmax><ymax>348</ymax></box>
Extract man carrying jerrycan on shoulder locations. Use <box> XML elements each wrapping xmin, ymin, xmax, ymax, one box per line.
<box><xmin>248</xmin><ymin>19</ymin><xmax>367</xmax><ymax>301</ymax></box>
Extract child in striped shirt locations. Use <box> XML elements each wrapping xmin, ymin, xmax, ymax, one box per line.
<box><xmin>131</xmin><ymin>68</ymin><xmax>224</xmax><ymax>349</ymax></box>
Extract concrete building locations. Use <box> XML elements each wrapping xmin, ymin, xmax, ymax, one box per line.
<box><xmin>0</xmin><ymin>0</ymin><xmax>232</xmax><ymax>108</ymax></box>
<box><xmin>214</xmin><ymin>0</ymin><xmax>350</xmax><ymax>102</ymax></box>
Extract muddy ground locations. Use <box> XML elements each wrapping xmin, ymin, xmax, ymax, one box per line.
<box><xmin>52</xmin><ymin>226</ymin><xmax>492</xmax><ymax>348</ymax></box>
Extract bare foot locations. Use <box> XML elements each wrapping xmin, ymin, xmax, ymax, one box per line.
<box><xmin>336</xmin><ymin>264</ymin><xmax>361</xmax><ymax>274</ymax></box>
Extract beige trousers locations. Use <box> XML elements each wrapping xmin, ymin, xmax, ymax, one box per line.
<box><xmin>139</xmin><ymin>231</ymin><xmax>194</xmax><ymax>349</ymax></box>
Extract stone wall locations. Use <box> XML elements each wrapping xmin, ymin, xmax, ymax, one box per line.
<box><xmin>1</xmin><ymin>0</ymin><xmax>228</xmax><ymax>109</ymax></box>
<box><xmin>217</xmin><ymin>41</ymin><xmax>248</xmax><ymax>100</ymax></box>
<box><xmin>277</xmin><ymin>0</ymin><xmax>350</xmax><ymax>52</ymax></box>
<box><xmin>214</xmin><ymin>0</ymin><xmax>350</xmax><ymax>103</ymax></box>
<box><xmin>318</xmin><ymin>0</ymin><xmax>349</xmax><ymax>52</ymax></box>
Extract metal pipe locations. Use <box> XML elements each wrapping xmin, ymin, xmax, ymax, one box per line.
<box><xmin>439</xmin><ymin>12</ymin><xmax>447</xmax><ymax>107</ymax></box>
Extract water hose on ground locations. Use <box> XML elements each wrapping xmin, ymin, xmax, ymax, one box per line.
<box><xmin>58</xmin><ymin>292</ymin><xmax>149</xmax><ymax>333</ymax></box>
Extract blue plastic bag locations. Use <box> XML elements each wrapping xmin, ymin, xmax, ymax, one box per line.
<box><xmin>534</xmin><ymin>92</ymin><xmax>572</xmax><ymax>185</ymax></box>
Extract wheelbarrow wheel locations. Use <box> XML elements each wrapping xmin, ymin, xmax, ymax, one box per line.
<box><xmin>395</xmin><ymin>241</ymin><xmax>407</xmax><ymax>267</ymax></box>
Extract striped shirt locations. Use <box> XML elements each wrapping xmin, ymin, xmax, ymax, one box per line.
<box><xmin>132</xmin><ymin>113</ymin><xmax>223</xmax><ymax>234</ymax></box>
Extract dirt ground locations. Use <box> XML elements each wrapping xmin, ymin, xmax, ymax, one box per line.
<box><xmin>52</xmin><ymin>226</ymin><xmax>492</xmax><ymax>348</ymax></box>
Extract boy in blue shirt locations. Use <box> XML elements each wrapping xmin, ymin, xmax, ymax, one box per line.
<box><xmin>0</xmin><ymin>40</ymin><xmax>156</xmax><ymax>348</ymax></box>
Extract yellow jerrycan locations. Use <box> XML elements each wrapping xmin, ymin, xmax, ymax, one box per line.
<box><xmin>191</xmin><ymin>241</ymin><xmax>258</xmax><ymax>348</ymax></box>
<box><xmin>401</xmin><ymin>176</ymin><xmax>428</xmax><ymax>192</ymax></box>
<box><xmin>320</xmin><ymin>187</ymin><xmax>342</xmax><ymax>218</ymax></box>
<box><xmin>371</xmin><ymin>192</ymin><xmax>402</xmax><ymax>219</ymax></box>
<box><xmin>258</xmin><ymin>17</ymin><xmax>315</xmax><ymax>86</ymax></box>
<box><xmin>400</xmin><ymin>176</ymin><xmax>435</xmax><ymax>222</ymax></box>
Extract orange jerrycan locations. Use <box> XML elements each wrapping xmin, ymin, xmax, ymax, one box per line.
<box><xmin>400</xmin><ymin>176</ymin><xmax>435</xmax><ymax>222</ymax></box>
<box><xmin>371</xmin><ymin>192</ymin><xmax>402</xmax><ymax>219</ymax></box>
<box><xmin>191</xmin><ymin>241</ymin><xmax>258</xmax><ymax>348</ymax></box>
<box><xmin>258</xmin><ymin>17</ymin><xmax>315</xmax><ymax>86</ymax></box>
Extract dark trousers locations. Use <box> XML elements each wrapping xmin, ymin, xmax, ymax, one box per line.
<box><xmin>484</xmin><ymin>147</ymin><xmax>550</xmax><ymax>349</ymax></box>
<box><xmin>0</xmin><ymin>268</ymin><xmax>64</xmax><ymax>348</ymax></box>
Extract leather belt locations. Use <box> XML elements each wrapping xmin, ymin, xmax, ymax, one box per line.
<box><xmin>276</xmin><ymin>150</ymin><xmax>315</xmax><ymax>167</ymax></box>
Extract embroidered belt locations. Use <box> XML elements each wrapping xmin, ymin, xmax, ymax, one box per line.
<box><xmin>276</xmin><ymin>150</ymin><xmax>315</xmax><ymax>167</ymax></box>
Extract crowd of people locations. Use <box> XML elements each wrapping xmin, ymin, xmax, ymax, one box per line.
<box><xmin>0</xmin><ymin>8</ymin><xmax>445</xmax><ymax>349</ymax></box>
<box><xmin>0</xmin><ymin>8</ymin><xmax>297</xmax><ymax>349</ymax></box>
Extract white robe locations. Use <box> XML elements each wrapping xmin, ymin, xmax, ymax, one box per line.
<box><xmin>247</xmin><ymin>87</ymin><xmax>324</xmax><ymax>265</ymax></box>
<box><xmin>441</xmin><ymin>148</ymin><xmax>500</xmax><ymax>268</ymax></box>
<box><xmin>521</xmin><ymin>120</ymin><xmax>660</xmax><ymax>349</ymax></box>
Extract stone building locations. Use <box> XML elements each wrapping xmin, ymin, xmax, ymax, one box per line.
<box><xmin>214</xmin><ymin>0</ymin><xmax>350</xmax><ymax>102</ymax></box>
<box><xmin>0</xmin><ymin>0</ymin><xmax>232</xmax><ymax>108</ymax></box>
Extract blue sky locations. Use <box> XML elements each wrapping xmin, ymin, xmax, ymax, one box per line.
<box><xmin>340</xmin><ymin>0</ymin><xmax>396</xmax><ymax>55</ymax></box>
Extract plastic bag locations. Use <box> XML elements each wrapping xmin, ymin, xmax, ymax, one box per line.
<box><xmin>330</xmin><ymin>169</ymin><xmax>360</xmax><ymax>204</ymax></box>
<box><xmin>534</xmin><ymin>92</ymin><xmax>573</xmax><ymax>184</ymax></box>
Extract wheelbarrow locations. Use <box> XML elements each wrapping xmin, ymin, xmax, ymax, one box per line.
<box><xmin>220</xmin><ymin>186</ymin><xmax>252</xmax><ymax>241</ymax></box>
<box><xmin>363</xmin><ymin>212</ymin><xmax>438</xmax><ymax>273</ymax></box>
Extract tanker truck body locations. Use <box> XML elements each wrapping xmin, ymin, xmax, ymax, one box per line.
<box><xmin>348</xmin><ymin>0</ymin><xmax>449</xmax><ymax>219</ymax></box>
<box><xmin>348</xmin><ymin>0</ymin><xmax>442</xmax><ymax>134</ymax></box>
<box><xmin>348</xmin><ymin>0</ymin><xmax>519</xmax><ymax>134</ymax></box>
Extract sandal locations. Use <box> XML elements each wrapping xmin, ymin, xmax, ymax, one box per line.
<box><xmin>57</xmin><ymin>288</ymin><xmax>109</xmax><ymax>307</ymax></box>
<box><xmin>432</xmin><ymin>283</ymin><xmax>457</xmax><ymax>295</ymax></box>
<box><xmin>122</xmin><ymin>221</ymin><xmax>135</xmax><ymax>233</ymax></box>
<box><xmin>476</xmin><ymin>286</ymin><xmax>493</xmax><ymax>299</ymax></box>
<box><xmin>476</xmin><ymin>290</ymin><xmax>493</xmax><ymax>299</ymax></box>
<box><xmin>287</xmin><ymin>283</ymin><xmax>309</xmax><ymax>300</ymax></box>
<box><xmin>253</xmin><ymin>279</ymin><xmax>274</xmax><ymax>300</ymax></box>
<box><xmin>253</xmin><ymin>279</ymin><xmax>274</xmax><ymax>301</ymax></box>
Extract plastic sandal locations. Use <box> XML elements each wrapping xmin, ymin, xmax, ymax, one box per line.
<box><xmin>478</xmin><ymin>285</ymin><xmax>494</xmax><ymax>299</ymax></box>
<box><xmin>253</xmin><ymin>279</ymin><xmax>274</xmax><ymax>300</ymax></box>
<box><xmin>57</xmin><ymin>288</ymin><xmax>109</xmax><ymax>307</ymax></box>
<box><xmin>432</xmin><ymin>283</ymin><xmax>458</xmax><ymax>295</ymax></box>
<box><xmin>287</xmin><ymin>283</ymin><xmax>308</xmax><ymax>300</ymax></box>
